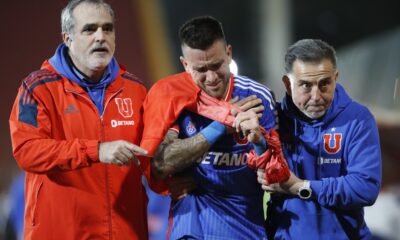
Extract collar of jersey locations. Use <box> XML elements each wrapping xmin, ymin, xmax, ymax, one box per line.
<box><xmin>223</xmin><ymin>74</ymin><xmax>235</xmax><ymax>102</ymax></box>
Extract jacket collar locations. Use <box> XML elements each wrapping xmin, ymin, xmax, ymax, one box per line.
<box><xmin>41</xmin><ymin>60</ymin><xmax>125</xmax><ymax>94</ymax></box>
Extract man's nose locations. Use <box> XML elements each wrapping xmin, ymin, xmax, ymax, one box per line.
<box><xmin>205</xmin><ymin>70</ymin><xmax>218</xmax><ymax>82</ymax></box>
<box><xmin>94</xmin><ymin>28</ymin><xmax>105</xmax><ymax>42</ymax></box>
<box><xmin>311</xmin><ymin>87</ymin><xmax>322</xmax><ymax>101</ymax></box>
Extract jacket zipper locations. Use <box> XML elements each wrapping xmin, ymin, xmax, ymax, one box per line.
<box><xmin>66</xmin><ymin>88</ymin><xmax>123</xmax><ymax>240</ymax></box>
<box><xmin>102</xmin><ymin>89</ymin><xmax>123</xmax><ymax>240</ymax></box>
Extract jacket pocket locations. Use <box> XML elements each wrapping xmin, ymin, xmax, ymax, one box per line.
<box><xmin>29</xmin><ymin>181</ymin><xmax>43</xmax><ymax>227</ymax></box>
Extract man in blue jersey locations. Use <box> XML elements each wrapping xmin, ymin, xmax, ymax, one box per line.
<box><xmin>257</xmin><ymin>39</ymin><xmax>382</xmax><ymax>239</ymax></box>
<box><xmin>151</xmin><ymin>16</ymin><xmax>276</xmax><ymax>239</ymax></box>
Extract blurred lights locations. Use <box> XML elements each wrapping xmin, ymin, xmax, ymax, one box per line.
<box><xmin>230</xmin><ymin>59</ymin><xmax>238</xmax><ymax>75</ymax></box>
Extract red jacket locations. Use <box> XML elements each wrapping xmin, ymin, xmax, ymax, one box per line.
<box><xmin>9</xmin><ymin>61</ymin><xmax>149</xmax><ymax>240</ymax></box>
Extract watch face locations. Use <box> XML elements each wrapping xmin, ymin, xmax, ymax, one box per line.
<box><xmin>299</xmin><ymin>188</ymin><xmax>311</xmax><ymax>199</ymax></box>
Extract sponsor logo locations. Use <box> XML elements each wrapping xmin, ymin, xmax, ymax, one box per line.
<box><xmin>111</xmin><ymin>120</ymin><xmax>135</xmax><ymax>128</ymax></box>
<box><xmin>64</xmin><ymin>104</ymin><xmax>79</xmax><ymax>114</ymax></box>
<box><xmin>197</xmin><ymin>152</ymin><xmax>248</xmax><ymax>166</ymax></box>
<box><xmin>319</xmin><ymin>157</ymin><xmax>342</xmax><ymax>164</ymax></box>
<box><xmin>323</xmin><ymin>133</ymin><xmax>342</xmax><ymax>154</ymax></box>
<box><xmin>115</xmin><ymin>98</ymin><xmax>133</xmax><ymax>118</ymax></box>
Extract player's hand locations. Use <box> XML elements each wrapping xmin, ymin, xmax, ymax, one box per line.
<box><xmin>232</xmin><ymin>111</ymin><xmax>262</xmax><ymax>143</ymax></box>
<box><xmin>99</xmin><ymin>140</ymin><xmax>148</xmax><ymax>166</ymax></box>
<box><xmin>230</xmin><ymin>95</ymin><xmax>264</xmax><ymax>117</ymax></box>
<box><xmin>169</xmin><ymin>176</ymin><xmax>197</xmax><ymax>201</ymax></box>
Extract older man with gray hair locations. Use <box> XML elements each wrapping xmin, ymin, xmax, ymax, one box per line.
<box><xmin>9</xmin><ymin>0</ymin><xmax>150</xmax><ymax>239</ymax></box>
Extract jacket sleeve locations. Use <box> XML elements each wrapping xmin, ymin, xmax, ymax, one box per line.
<box><xmin>310</xmin><ymin>114</ymin><xmax>382</xmax><ymax>210</ymax></box>
<box><xmin>9</xmin><ymin>80</ymin><xmax>99</xmax><ymax>174</ymax></box>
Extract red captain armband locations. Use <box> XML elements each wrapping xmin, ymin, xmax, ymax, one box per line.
<box><xmin>247</xmin><ymin>128</ymin><xmax>290</xmax><ymax>184</ymax></box>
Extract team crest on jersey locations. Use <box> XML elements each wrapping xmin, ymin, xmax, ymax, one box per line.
<box><xmin>115</xmin><ymin>98</ymin><xmax>133</xmax><ymax>118</ymax></box>
<box><xmin>186</xmin><ymin>121</ymin><xmax>197</xmax><ymax>135</ymax></box>
<box><xmin>323</xmin><ymin>132</ymin><xmax>342</xmax><ymax>154</ymax></box>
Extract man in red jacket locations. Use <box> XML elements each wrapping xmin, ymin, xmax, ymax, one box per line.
<box><xmin>9</xmin><ymin>0</ymin><xmax>150</xmax><ymax>239</ymax></box>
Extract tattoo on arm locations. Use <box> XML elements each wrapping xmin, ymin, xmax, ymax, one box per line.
<box><xmin>152</xmin><ymin>130</ymin><xmax>210</xmax><ymax>179</ymax></box>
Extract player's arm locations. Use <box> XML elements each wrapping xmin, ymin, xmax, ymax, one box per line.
<box><xmin>151</xmin><ymin>128</ymin><xmax>213</xmax><ymax>179</ymax></box>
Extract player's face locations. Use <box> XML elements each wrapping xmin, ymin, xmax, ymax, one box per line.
<box><xmin>180</xmin><ymin>40</ymin><xmax>232</xmax><ymax>99</ymax></box>
<box><xmin>283</xmin><ymin>59</ymin><xmax>338</xmax><ymax>119</ymax></box>
<box><xmin>64</xmin><ymin>3</ymin><xmax>115</xmax><ymax>80</ymax></box>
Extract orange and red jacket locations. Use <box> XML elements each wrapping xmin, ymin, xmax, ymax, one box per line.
<box><xmin>9</xmin><ymin>60</ymin><xmax>149</xmax><ymax>240</ymax></box>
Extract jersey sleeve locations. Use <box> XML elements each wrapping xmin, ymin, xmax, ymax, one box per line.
<box><xmin>258</xmin><ymin>89</ymin><xmax>277</xmax><ymax>131</ymax></box>
<box><xmin>9</xmin><ymin>76</ymin><xmax>99</xmax><ymax>174</ymax></box>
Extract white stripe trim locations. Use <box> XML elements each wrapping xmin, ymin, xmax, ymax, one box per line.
<box><xmin>234</xmin><ymin>76</ymin><xmax>276</xmax><ymax>110</ymax></box>
<box><xmin>235</xmin><ymin>75</ymin><xmax>273</xmax><ymax>93</ymax></box>
<box><xmin>235</xmin><ymin>84</ymin><xmax>275</xmax><ymax>111</ymax></box>
<box><xmin>235</xmin><ymin>76</ymin><xmax>275</xmax><ymax>104</ymax></box>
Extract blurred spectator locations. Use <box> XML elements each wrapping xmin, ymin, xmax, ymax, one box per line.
<box><xmin>147</xmin><ymin>190</ymin><xmax>170</xmax><ymax>240</ymax></box>
<box><xmin>142</xmin><ymin>177</ymin><xmax>170</xmax><ymax>240</ymax></box>
<box><xmin>365</xmin><ymin>132</ymin><xmax>400</xmax><ymax>240</ymax></box>
<box><xmin>4</xmin><ymin>172</ymin><xmax>25</xmax><ymax>240</ymax></box>
<box><xmin>364</xmin><ymin>186</ymin><xmax>400</xmax><ymax>240</ymax></box>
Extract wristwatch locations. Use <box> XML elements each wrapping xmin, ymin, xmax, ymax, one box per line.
<box><xmin>298</xmin><ymin>180</ymin><xmax>312</xmax><ymax>199</ymax></box>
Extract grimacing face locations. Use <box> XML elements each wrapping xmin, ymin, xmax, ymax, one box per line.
<box><xmin>63</xmin><ymin>2</ymin><xmax>116</xmax><ymax>80</ymax></box>
<box><xmin>283</xmin><ymin>59</ymin><xmax>338</xmax><ymax>119</ymax></box>
<box><xmin>180</xmin><ymin>40</ymin><xmax>232</xmax><ymax>99</ymax></box>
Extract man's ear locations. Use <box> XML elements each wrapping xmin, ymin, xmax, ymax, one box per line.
<box><xmin>334</xmin><ymin>70</ymin><xmax>339</xmax><ymax>82</ymax></box>
<box><xmin>179</xmin><ymin>56</ymin><xmax>189</xmax><ymax>73</ymax></box>
<box><xmin>62</xmin><ymin>32</ymin><xmax>72</xmax><ymax>47</ymax></box>
<box><xmin>282</xmin><ymin>75</ymin><xmax>292</xmax><ymax>96</ymax></box>
<box><xmin>226</xmin><ymin>44</ymin><xmax>232</xmax><ymax>63</ymax></box>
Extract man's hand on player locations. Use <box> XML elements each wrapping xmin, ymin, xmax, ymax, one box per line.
<box><xmin>99</xmin><ymin>140</ymin><xmax>148</xmax><ymax>166</ymax></box>
<box><xmin>230</xmin><ymin>95</ymin><xmax>264</xmax><ymax>117</ymax></box>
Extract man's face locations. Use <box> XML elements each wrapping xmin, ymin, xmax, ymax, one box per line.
<box><xmin>64</xmin><ymin>3</ymin><xmax>115</xmax><ymax>78</ymax></box>
<box><xmin>283</xmin><ymin>59</ymin><xmax>338</xmax><ymax>119</ymax></box>
<box><xmin>180</xmin><ymin>40</ymin><xmax>232</xmax><ymax>99</ymax></box>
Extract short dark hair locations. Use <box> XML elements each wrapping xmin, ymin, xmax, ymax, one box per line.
<box><xmin>179</xmin><ymin>16</ymin><xmax>226</xmax><ymax>50</ymax></box>
<box><xmin>284</xmin><ymin>39</ymin><xmax>337</xmax><ymax>73</ymax></box>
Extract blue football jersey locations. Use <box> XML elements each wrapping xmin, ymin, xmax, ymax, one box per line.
<box><xmin>169</xmin><ymin>75</ymin><xmax>276</xmax><ymax>240</ymax></box>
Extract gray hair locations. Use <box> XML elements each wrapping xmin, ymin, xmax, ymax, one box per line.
<box><xmin>61</xmin><ymin>0</ymin><xmax>114</xmax><ymax>36</ymax></box>
<box><xmin>284</xmin><ymin>39</ymin><xmax>337</xmax><ymax>73</ymax></box>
